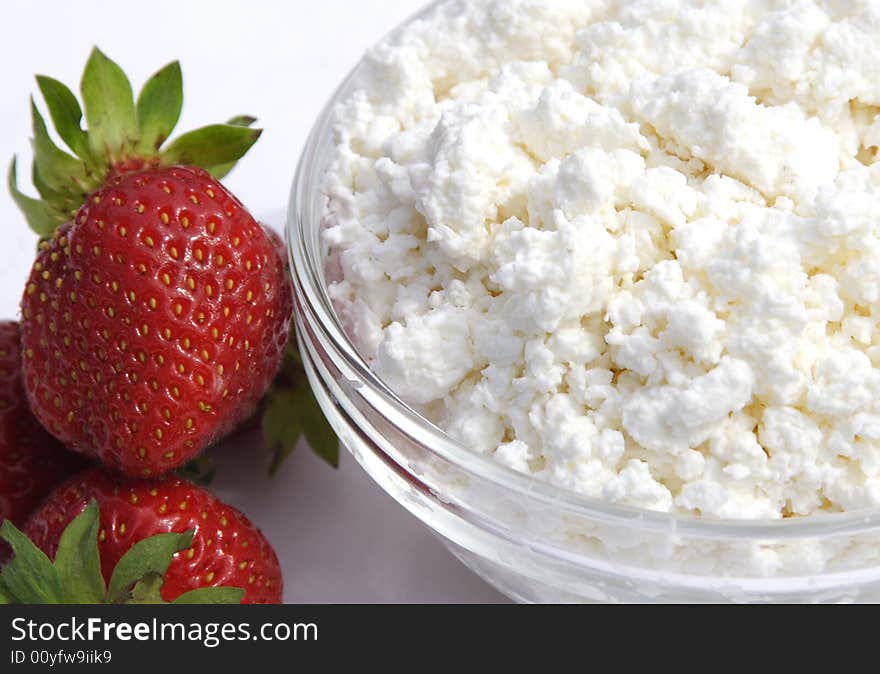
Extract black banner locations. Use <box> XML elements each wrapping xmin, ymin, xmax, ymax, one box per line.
<box><xmin>1</xmin><ymin>604</ymin><xmax>636</xmax><ymax>669</ymax></box>
<box><xmin>0</xmin><ymin>603</ymin><xmax>839</xmax><ymax>669</ymax></box>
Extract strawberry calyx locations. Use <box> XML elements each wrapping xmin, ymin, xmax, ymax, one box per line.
<box><xmin>8</xmin><ymin>47</ymin><xmax>261</xmax><ymax>238</ymax></box>
<box><xmin>0</xmin><ymin>500</ymin><xmax>243</xmax><ymax>605</ymax></box>
<box><xmin>261</xmin><ymin>339</ymin><xmax>340</xmax><ymax>474</ymax></box>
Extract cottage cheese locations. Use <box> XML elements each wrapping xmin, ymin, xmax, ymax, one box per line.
<box><xmin>323</xmin><ymin>0</ymin><xmax>880</xmax><ymax>521</ymax></box>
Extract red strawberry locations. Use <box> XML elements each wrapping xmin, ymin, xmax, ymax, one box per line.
<box><xmin>0</xmin><ymin>320</ymin><xmax>86</xmax><ymax>530</ymax></box>
<box><xmin>10</xmin><ymin>49</ymin><xmax>292</xmax><ymax>477</ymax></box>
<box><xmin>10</xmin><ymin>48</ymin><xmax>335</xmax><ymax>478</ymax></box>
<box><xmin>20</xmin><ymin>168</ymin><xmax>292</xmax><ymax>476</ymax></box>
<box><xmin>22</xmin><ymin>468</ymin><xmax>282</xmax><ymax>604</ymax></box>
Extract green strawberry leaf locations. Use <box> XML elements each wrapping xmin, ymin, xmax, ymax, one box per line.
<box><xmin>35</xmin><ymin>75</ymin><xmax>92</xmax><ymax>160</ymax></box>
<box><xmin>53</xmin><ymin>500</ymin><xmax>105</xmax><ymax>603</ymax></box>
<box><xmin>31</xmin><ymin>98</ymin><xmax>89</xmax><ymax>195</ymax></box>
<box><xmin>207</xmin><ymin>116</ymin><xmax>258</xmax><ymax>179</ymax></box>
<box><xmin>106</xmin><ymin>530</ymin><xmax>194</xmax><ymax>603</ymax></box>
<box><xmin>172</xmin><ymin>587</ymin><xmax>245</xmax><ymax>604</ymax></box>
<box><xmin>127</xmin><ymin>573</ymin><xmax>167</xmax><ymax>604</ymax></box>
<box><xmin>32</xmin><ymin>161</ymin><xmax>63</xmax><ymax>202</ymax></box>
<box><xmin>8</xmin><ymin>157</ymin><xmax>59</xmax><ymax>237</ymax></box>
<box><xmin>81</xmin><ymin>47</ymin><xmax>138</xmax><ymax>161</ymax></box>
<box><xmin>264</xmin><ymin>389</ymin><xmax>304</xmax><ymax>474</ymax></box>
<box><xmin>301</xmin><ymin>390</ymin><xmax>340</xmax><ymax>468</ymax></box>
<box><xmin>264</xmin><ymin>340</ymin><xmax>340</xmax><ymax>474</ymax></box>
<box><xmin>226</xmin><ymin>115</ymin><xmax>257</xmax><ymax>127</ymax></box>
<box><xmin>162</xmin><ymin>123</ymin><xmax>262</xmax><ymax>171</ymax></box>
<box><xmin>136</xmin><ymin>60</ymin><xmax>183</xmax><ymax>153</ymax></box>
<box><xmin>0</xmin><ymin>585</ymin><xmax>11</xmax><ymax>604</ymax></box>
<box><xmin>0</xmin><ymin>519</ymin><xmax>63</xmax><ymax>604</ymax></box>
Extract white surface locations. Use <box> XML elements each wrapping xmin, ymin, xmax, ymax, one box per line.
<box><xmin>0</xmin><ymin>0</ymin><xmax>505</xmax><ymax>603</ymax></box>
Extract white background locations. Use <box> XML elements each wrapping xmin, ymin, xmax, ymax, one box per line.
<box><xmin>0</xmin><ymin>0</ymin><xmax>505</xmax><ymax>603</ymax></box>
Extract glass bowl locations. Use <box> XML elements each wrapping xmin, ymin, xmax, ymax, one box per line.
<box><xmin>286</xmin><ymin>1</ymin><xmax>880</xmax><ymax>603</ymax></box>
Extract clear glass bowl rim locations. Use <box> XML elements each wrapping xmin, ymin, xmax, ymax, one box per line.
<box><xmin>285</xmin><ymin>0</ymin><xmax>880</xmax><ymax>544</ymax></box>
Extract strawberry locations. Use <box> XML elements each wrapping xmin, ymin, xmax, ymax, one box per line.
<box><xmin>10</xmin><ymin>47</ymin><xmax>338</xmax><ymax>478</ymax></box>
<box><xmin>0</xmin><ymin>468</ymin><xmax>282</xmax><ymax>604</ymax></box>
<box><xmin>0</xmin><ymin>321</ymin><xmax>86</xmax><ymax>531</ymax></box>
<box><xmin>10</xmin><ymin>48</ymin><xmax>293</xmax><ymax>477</ymax></box>
<box><xmin>20</xmin><ymin>169</ymin><xmax>292</xmax><ymax>476</ymax></box>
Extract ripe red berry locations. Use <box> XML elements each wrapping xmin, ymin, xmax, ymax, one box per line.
<box><xmin>19</xmin><ymin>167</ymin><xmax>292</xmax><ymax>476</ymax></box>
<box><xmin>10</xmin><ymin>49</ymin><xmax>331</xmax><ymax>478</ymax></box>
<box><xmin>0</xmin><ymin>320</ymin><xmax>86</xmax><ymax>529</ymax></box>
<box><xmin>24</xmin><ymin>468</ymin><xmax>282</xmax><ymax>603</ymax></box>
